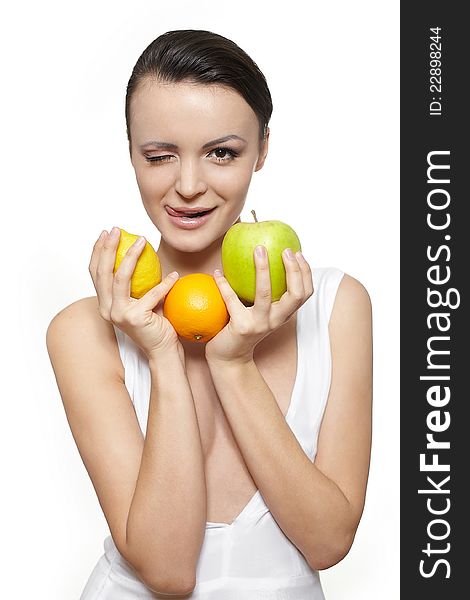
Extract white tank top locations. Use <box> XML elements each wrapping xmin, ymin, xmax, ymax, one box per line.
<box><xmin>80</xmin><ymin>266</ymin><xmax>345</xmax><ymax>600</ymax></box>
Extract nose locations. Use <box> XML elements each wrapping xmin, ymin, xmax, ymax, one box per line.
<box><xmin>174</xmin><ymin>157</ymin><xmax>208</xmax><ymax>199</ymax></box>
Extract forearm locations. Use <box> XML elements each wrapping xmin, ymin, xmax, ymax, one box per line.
<box><xmin>126</xmin><ymin>347</ymin><xmax>206</xmax><ymax>591</ymax></box>
<box><xmin>207</xmin><ymin>357</ymin><xmax>355</xmax><ymax>569</ymax></box>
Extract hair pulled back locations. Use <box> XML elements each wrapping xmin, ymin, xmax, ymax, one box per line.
<box><xmin>125</xmin><ymin>29</ymin><xmax>273</xmax><ymax>149</ymax></box>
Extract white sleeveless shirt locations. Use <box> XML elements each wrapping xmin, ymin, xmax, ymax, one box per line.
<box><xmin>80</xmin><ymin>266</ymin><xmax>345</xmax><ymax>599</ymax></box>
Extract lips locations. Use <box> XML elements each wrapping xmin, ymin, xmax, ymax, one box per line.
<box><xmin>166</xmin><ymin>206</ymin><xmax>216</xmax><ymax>217</ymax></box>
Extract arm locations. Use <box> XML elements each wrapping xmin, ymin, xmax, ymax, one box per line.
<box><xmin>206</xmin><ymin>274</ymin><xmax>372</xmax><ymax>570</ymax></box>
<box><xmin>46</xmin><ymin>297</ymin><xmax>205</xmax><ymax>595</ymax></box>
<box><xmin>127</xmin><ymin>346</ymin><xmax>207</xmax><ymax>593</ymax></box>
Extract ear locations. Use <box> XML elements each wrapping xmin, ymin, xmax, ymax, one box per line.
<box><xmin>254</xmin><ymin>127</ymin><xmax>270</xmax><ymax>172</ymax></box>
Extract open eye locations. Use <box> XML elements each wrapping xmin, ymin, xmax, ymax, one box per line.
<box><xmin>208</xmin><ymin>147</ymin><xmax>239</xmax><ymax>162</ymax></box>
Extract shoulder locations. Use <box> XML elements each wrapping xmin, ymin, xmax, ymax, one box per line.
<box><xmin>47</xmin><ymin>295</ymin><xmax>99</xmax><ymax>321</ymax></box>
<box><xmin>333</xmin><ymin>272</ymin><xmax>372</xmax><ymax>314</ymax></box>
<box><xmin>310</xmin><ymin>267</ymin><xmax>371</xmax><ymax>322</ymax></box>
<box><xmin>46</xmin><ymin>296</ymin><xmax>101</xmax><ymax>341</ymax></box>
<box><xmin>329</xmin><ymin>272</ymin><xmax>372</xmax><ymax>349</ymax></box>
<box><xmin>46</xmin><ymin>296</ymin><xmax>124</xmax><ymax>382</ymax></box>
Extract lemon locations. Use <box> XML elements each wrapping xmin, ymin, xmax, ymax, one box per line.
<box><xmin>113</xmin><ymin>228</ymin><xmax>162</xmax><ymax>299</ymax></box>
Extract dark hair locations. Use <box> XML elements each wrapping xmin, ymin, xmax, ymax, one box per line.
<box><xmin>125</xmin><ymin>29</ymin><xmax>273</xmax><ymax>151</ymax></box>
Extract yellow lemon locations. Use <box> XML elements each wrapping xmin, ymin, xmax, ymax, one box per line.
<box><xmin>113</xmin><ymin>228</ymin><xmax>162</xmax><ymax>299</ymax></box>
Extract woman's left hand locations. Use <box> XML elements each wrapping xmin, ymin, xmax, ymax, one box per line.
<box><xmin>205</xmin><ymin>246</ymin><xmax>314</xmax><ymax>365</ymax></box>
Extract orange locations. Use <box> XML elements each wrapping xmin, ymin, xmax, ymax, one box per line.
<box><xmin>163</xmin><ymin>273</ymin><xmax>229</xmax><ymax>343</ymax></box>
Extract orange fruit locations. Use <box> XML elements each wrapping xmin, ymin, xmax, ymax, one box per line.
<box><xmin>163</xmin><ymin>273</ymin><xmax>230</xmax><ymax>343</ymax></box>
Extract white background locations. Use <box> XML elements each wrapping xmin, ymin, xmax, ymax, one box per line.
<box><xmin>1</xmin><ymin>1</ymin><xmax>399</xmax><ymax>598</ymax></box>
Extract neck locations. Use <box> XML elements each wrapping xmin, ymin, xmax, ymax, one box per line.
<box><xmin>156</xmin><ymin>233</ymin><xmax>224</xmax><ymax>278</ymax></box>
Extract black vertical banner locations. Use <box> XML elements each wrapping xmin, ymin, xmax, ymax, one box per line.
<box><xmin>401</xmin><ymin>2</ymin><xmax>468</xmax><ymax>598</ymax></box>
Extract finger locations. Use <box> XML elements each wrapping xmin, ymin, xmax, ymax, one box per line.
<box><xmin>112</xmin><ymin>235</ymin><xmax>147</xmax><ymax>304</ymax></box>
<box><xmin>213</xmin><ymin>269</ymin><xmax>246</xmax><ymax>322</ymax></box>
<box><xmin>96</xmin><ymin>226</ymin><xmax>122</xmax><ymax>303</ymax></box>
<box><xmin>252</xmin><ymin>245</ymin><xmax>272</xmax><ymax>318</ymax></box>
<box><xmin>89</xmin><ymin>230</ymin><xmax>111</xmax><ymax>301</ymax></box>
<box><xmin>295</xmin><ymin>250</ymin><xmax>314</xmax><ymax>296</ymax></box>
<box><xmin>88</xmin><ymin>230</ymin><xmax>109</xmax><ymax>281</ymax></box>
<box><xmin>283</xmin><ymin>248</ymin><xmax>305</xmax><ymax>302</ymax></box>
<box><xmin>272</xmin><ymin>248</ymin><xmax>305</xmax><ymax>320</ymax></box>
<box><xmin>139</xmin><ymin>271</ymin><xmax>180</xmax><ymax>312</ymax></box>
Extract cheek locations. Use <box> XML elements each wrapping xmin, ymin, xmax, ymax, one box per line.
<box><xmin>135</xmin><ymin>167</ymin><xmax>171</xmax><ymax>201</ymax></box>
<box><xmin>211</xmin><ymin>165</ymin><xmax>253</xmax><ymax>197</ymax></box>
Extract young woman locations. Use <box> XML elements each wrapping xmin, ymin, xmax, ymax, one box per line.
<box><xmin>47</xmin><ymin>29</ymin><xmax>373</xmax><ymax>599</ymax></box>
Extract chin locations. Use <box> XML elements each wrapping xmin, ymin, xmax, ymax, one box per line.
<box><xmin>163</xmin><ymin>229</ymin><xmax>222</xmax><ymax>254</ymax></box>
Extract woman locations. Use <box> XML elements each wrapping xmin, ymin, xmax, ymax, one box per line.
<box><xmin>47</xmin><ymin>29</ymin><xmax>372</xmax><ymax>599</ymax></box>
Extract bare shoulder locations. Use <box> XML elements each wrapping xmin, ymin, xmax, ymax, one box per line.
<box><xmin>48</xmin><ymin>295</ymin><xmax>102</xmax><ymax>327</ymax></box>
<box><xmin>328</xmin><ymin>272</ymin><xmax>372</xmax><ymax>379</ymax></box>
<box><xmin>47</xmin><ymin>295</ymin><xmax>99</xmax><ymax>329</ymax></box>
<box><xmin>46</xmin><ymin>296</ymin><xmax>124</xmax><ymax>383</ymax></box>
<box><xmin>331</xmin><ymin>272</ymin><xmax>372</xmax><ymax>322</ymax></box>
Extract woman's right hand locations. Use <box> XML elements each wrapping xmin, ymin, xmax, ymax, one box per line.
<box><xmin>89</xmin><ymin>227</ymin><xmax>181</xmax><ymax>360</ymax></box>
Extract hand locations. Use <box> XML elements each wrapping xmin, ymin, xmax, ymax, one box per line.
<box><xmin>205</xmin><ymin>247</ymin><xmax>314</xmax><ymax>365</ymax></box>
<box><xmin>88</xmin><ymin>227</ymin><xmax>183</xmax><ymax>360</ymax></box>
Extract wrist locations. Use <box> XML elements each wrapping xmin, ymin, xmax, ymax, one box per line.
<box><xmin>205</xmin><ymin>353</ymin><xmax>255</xmax><ymax>370</ymax></box>
<box><xmin>147</xmin><ymin>344</ymin><xmax>184</xmax><ymax>370</ymax></box>
<box><xmin>206</xmin><ymin>355</ymin><xmax>257</xmax><ymax>392</ymax></box>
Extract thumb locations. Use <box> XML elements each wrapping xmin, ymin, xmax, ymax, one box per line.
<box><xmin>139</xmin><ymin>271</ymin><xmax>179</xmax><ymax>311</ymax></box>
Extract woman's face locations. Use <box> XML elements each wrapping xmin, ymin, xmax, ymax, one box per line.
<box><xmin>129</xmin><ymin>79</ymin><xmax>269</xmax><ymax>253</ymax></box>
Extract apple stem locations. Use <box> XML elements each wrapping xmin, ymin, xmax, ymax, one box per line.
<box><xmin>251</xmin><ymin>209</ymin><xmax>258</xmax><ymax>223</ymax></box>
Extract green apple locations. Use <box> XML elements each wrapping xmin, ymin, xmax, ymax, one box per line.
<box><xmin>221</xmin><ymin>210</ymin><xmax>302</xmax><ymax>303</ymax></box>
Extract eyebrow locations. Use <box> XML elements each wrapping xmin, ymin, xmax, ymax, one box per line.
<box><xmin>139</xmin><ymin>134</ymin><xmax>247</xmax><ymax>151</ymax></box>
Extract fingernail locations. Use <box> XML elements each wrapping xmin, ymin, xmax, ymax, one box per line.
<box><xmin>214</xmin><ymin>269</ymin><xmax>222</xmax><ymax>277</ymax></box>
<box><xmin>169</xmin><ymin>271</ymin><xmax>179</xmax><ymax>278</ymax></box>
<box><xmin>284</xmin><ymin>248</ymin><xmax>294</xmax><ymax>260</ymax></box>
<box><xmin>135</xmin><ymin>236</ymin><xmax>146</xmax><ymax>245</ymax></box>
<box><xmin>110</xmin><ymin>227</ymin><xmax>120</xmax><ymax>238</ymax></box>
<box><xmin>99</xmin><ymin>230</ymin><xmax>107</xmax><ymax>240</ymax></box>
<box><xmin>255</xmin><ymin>245</ymin><xmax>266</xmax><ymax>258</ymax></box>
<box><xmin>296</xmin><ymin>250</ymin><xmax>305</xmax><ymax>261</ymax></box>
